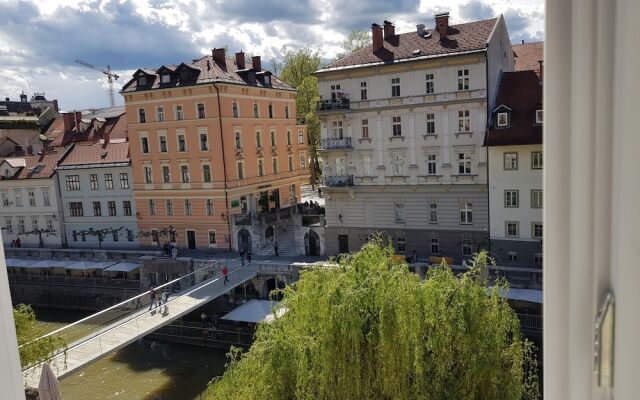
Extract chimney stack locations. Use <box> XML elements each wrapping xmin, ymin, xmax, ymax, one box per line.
<box><xmin>236</xmin><ymin>51</ymin><xmax>245</xmax><ymax>69</ymax></box>
<box><xmin>416</xmin><ymin>24</ymin><xmax>426</xmax><ymax>36</ymax></box>
<box><xmin>371</xmin><ymin>23</ymin><xmax>383</xmax><ymax>53</ymax></box>
<box><xmin>62</xmin><ymin>112</ymin><xmax>75</xmax><ymax>132</ymax></box>
<box><xmin>383</xmin><ymin>20</ymin><xmax>395</xmax><ymax>40</ymax></box>
<box><xmin>435</xmin><ymin>12</ymin><xmax>450</xmax><ymax>41</ymax></box>
<box><xmin>211</xmin><ymin>48</ymin><xmax>226</xmax><ymax>65</ymax></box>
<box><xmin>252</xmin><ymin>55</ymin><xmax>261</xmax><ymax>71</ymax></box>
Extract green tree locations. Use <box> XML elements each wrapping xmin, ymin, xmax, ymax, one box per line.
<box><xmin>209</xmin><ymin>241</ymin><xmax>539</xmax><ymax>400</ymax></box>
<box><xmin>336</xmin><ymin>30</ymin><xmax>370</xmax><ymax>60</ymax></box>
<box><xmin>13</xmin><ymin>304</ymin><xmax>66</xmax><ymax>369</ymax></box>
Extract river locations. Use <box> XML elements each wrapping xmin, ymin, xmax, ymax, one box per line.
<box><xmin>34</xmin><ymin>308</ymin><xmax>229</xmax><ymax>400</ymax></box>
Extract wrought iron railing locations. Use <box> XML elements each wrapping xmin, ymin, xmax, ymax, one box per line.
<box><xmin>317</xmin><ymin>98</ymin><xmax>350</xmax><ymax>112</ymax></box>
<box><xmin>324</xmin><ymin>175</ymin><xmax>354</xmax><ymax>187</ymax></box>
<box><xmin>319</xmin><ymin>137</ymin><xmax>352</xmax><ymax>150</ymax></box>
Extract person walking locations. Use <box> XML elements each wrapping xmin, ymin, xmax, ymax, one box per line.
<box><xmin>247</xmin><ymin>250</ymin><xmax>252</xmax><ymax>263</ymax></box>
<box><xmin>223</xmin><ymin>265</ymin><xmax>229</xmax><ymax>285</ymax></box>
<box><xmin>148</xmin><ymin>286</ymin><xmax>157</xmax><ymax>311</ymax></box>
<box><xmin>15</xmin><ymin>237</ymin><xmax>21</xmax><ymax>248</ymax></box>
<box><xmin>240</xmin><ymin>248</ymin><xmax>245</xmax><ymax>266</ymax></box>
<box><xmin>274</xmin><ymin>240</ymin><xmax>279</xmax><ymax>256</ymax></box>
<box><xmin>161</xmin><ymin>290</ymin><xmax>169</xmax><ymax>315</ymax></box>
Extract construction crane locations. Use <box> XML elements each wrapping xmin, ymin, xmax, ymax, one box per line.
<box><xmin>75</xmin><ymin>59</ymin><xmax>120</xmax><ymax>107</ymax></box>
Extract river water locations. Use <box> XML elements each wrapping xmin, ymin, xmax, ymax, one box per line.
<box><xmin>34</xmin><ymin>308</ymin><xmax>229</xmax><ymax>400</ymax></box>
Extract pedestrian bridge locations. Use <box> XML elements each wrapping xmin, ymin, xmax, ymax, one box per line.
<box><xmin>21</xmin><ymin>260</ymin><xmax>257</xmax><ymax>388</ymax></box>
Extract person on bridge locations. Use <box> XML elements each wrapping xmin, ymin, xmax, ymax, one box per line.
<box><xmin>247</xmin><ymin>250</ymin><xmax>252</xmax><ymax>262</ymax></box>
<box><xmin>223</xmin><ymin>265</ymin><xmax>229</xmax><ymax>285</ymax></box>
<box><xmin>148</xmin><ymin>287</ymin><xmax>157</xmax><ymax>311</ymax></box>
<box><xmin>240</xmin><ymin>249</ymin><xmax>245</xmax><ymax>266</ymax></box>
<box><xmin>274</xmin><ymin>240</ymin><xmax>279</xmax><ymax>256</ymax></box>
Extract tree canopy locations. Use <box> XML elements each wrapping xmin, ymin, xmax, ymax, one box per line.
<box><xmin>13</xmin><ymin>304</ymin><xmax>66</xmax><ymax>369</ymax></box>
<box><xmin>336</xmin><ymin>30</ymin><xmax>370</xmax><ymax>60</ymax></box>
<box><xmin>208</xmin><ymin>241</ymin><xmax>539</xmax><ymax>400</ymax></box>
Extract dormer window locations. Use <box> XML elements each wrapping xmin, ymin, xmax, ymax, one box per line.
<box><xmin>536</xmin><ymin>109</ymin><xmax>543</xmax><ymax>124</ymax></box>
<box><xmin>180</xmin><ymin>70</ymin><xmax>191</xmax><ymax>82</ymax></box>
<box><xmin>160</xmin><ymin>74</ymin><xmax>171</xmax><ymax>84</ymax></box>
<box><xmin>137</xmin><ymin>76</ymin><xmax>147</xmax><ymax>86</ymax></box>
<box><xmin>264</xmin><ymin>75</ymin><xmax>271</xmax><ymax>85</ymax></box>
<box><xmin>497</xmin><ymin>112</ymin><xmax>509</xmax><ymax>127</ymax></box>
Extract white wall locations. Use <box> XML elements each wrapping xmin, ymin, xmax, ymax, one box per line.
<box><xmin>486</xmin><ymin>15</ymin><xmax>514</xmax><ymax>112</ymax></box>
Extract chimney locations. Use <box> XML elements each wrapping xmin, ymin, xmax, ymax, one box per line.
<box><xmin>236</xmin><ymin>51</ymin><xmax>245</xmax><ymax>69</ymax></box>
<box><xmin>20</xmin><ymin>93</ymin><xmax>27</xmax><ymax>102</ymax></box>
<box><xmin>62</xmin><ymin>112</ymin><xmax>75</xmax><ymax>132</ymax></box>
<box><xmin>435</xmin><ymin>12</ymin><xmax>450</xmax><ymax>41</ymax></box>
<box><xmin>371</xmin><ymin>23</ymin><xmax>383</xmax><ymax>53</ymax></box>
<box><xmin>252</xmin><ymin>55</ymin><xmax>261</xmax><ymax>71</ymax></box>
<box><xmin>416</xmin><ymin>24</ymin><xmax>426</xmax><ymax>36</ymax></box>
<box><xmin>211</xmin><ymin>48</ymin><xmax>226</xmax><ymax>65</ymax></box>
<box><xmin>383</xmin><ymin>20</ymin><xmax>395</xmax><ymax>40</ymax></box>
<box><xmin>522</xmin><ymin>39</ymin><xmax>525</xmax><ymax>44</ymax></box>
<box><xmin>53</xmin><ymin>99</ymin><xmax>59</xmax><ymax>112</ymax></box>
<box><xmin>4</xmin><ymin>97</ymin><xmax>9</xmax><ymax>101</ymax></box>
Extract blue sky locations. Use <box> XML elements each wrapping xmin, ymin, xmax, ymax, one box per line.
<box><xmin>0</xmin><ymin>0</ymin><xmax>544</xmax><ymax>110</ymax></box>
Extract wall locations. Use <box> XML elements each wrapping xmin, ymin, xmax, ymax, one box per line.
<box><xmin>9</xmin><ymin>283</ymin><xmax>139</xmax><ymax>311</ymax></box>
<box><xmin>485</xmin><ymin>16</ymin><xmax>514</xmax><ymax>112</ymax></box>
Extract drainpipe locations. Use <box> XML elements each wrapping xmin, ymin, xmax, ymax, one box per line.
<box><xmin>213</xmin><ymin>83</ymin><xmax>233</xmax><ymax>252</ymax></box>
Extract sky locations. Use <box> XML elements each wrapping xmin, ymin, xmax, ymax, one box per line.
<box><xmin>0</xmin><ymin>0</ymin><xmax>544</xmax><ymax>110</ymax></box>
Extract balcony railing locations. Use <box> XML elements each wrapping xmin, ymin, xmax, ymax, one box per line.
<box><xmin>319</xmin><ymin>137</ymin><xmax>352</xmax><ymax>150</ymax></box>
<box><xmin>233</xmin><ymin>213</ymin><xmax>252</xmax><ymax>226</ymax></box>
<box><xmin>302</xmin><ymin>215</ymin><xmax>324</xmax><ymax>226</ymax></box>
<box><xmin>517</xmin><ymin>313</ymin><xmax>542</xmax><ymax>331</ymax></box>
<box><xmin>317</xmin><ymin>98</ymin><xmax>350</xmax><ymax>112</ymax></box>
<box><xmin>324</xmin><ymin>175</ymin><xmax>354</xmax><ymax>187</ymax></box>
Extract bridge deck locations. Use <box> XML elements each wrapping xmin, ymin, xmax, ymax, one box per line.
<box><xmin>23</xmin><ymin>264</ymin><xmax>257</xmax><ymax>388</ymax></box>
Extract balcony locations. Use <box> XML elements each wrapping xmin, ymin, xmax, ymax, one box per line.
<box><xmin>317</xmin><ymin>98</ymin><xmax>350</xmax><ymax>112</ymax></box>
<box><xmin>324</xmin><ymin>175</ymin><xmax>354</xmax><ymax>187</ymax></box>
<box><xmin>233</xmin><ymin>214</ymin><xmax>252</xmax><ymax>226</ymax></box>
<box><xmin>319</xmin><ymin>137</ymin><xmax>352</xmax><ymax>150</ymax></box>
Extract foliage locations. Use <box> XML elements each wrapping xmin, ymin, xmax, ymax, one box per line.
<box><xmin>208</xmin><ymin>241</ymin><xmax>539</xmax><ymax>400</ymax></box>
<box><xmin>13</xmin><ymin>304</ymin><xmax>66</xmax><ymax>369</ymax></box>
<box><xmin>336</xmin><ymin>30</ymin><xmax>370</xmax><ymax>60</ymax></box>
<box><xmin>279</xmin><ymin>45</ymin><xmax>322</xmax><ymax>89</ymax></box>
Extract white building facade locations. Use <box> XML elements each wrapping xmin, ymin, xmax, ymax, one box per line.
<box><xmin>315</xmin><ymin>14</ymin><xmax>513</xmax><ymax>262</ymax></box>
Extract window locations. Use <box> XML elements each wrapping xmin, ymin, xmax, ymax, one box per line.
<box><xmin>392</xmin><ymin>116</ymin><xmax>402</xmax><ymax>136</ymax></box>
<box><xmin>425</xmin><ymin>73</ymin><xmax>434</xmax><ymax>94</ymax></box>
<box><xmin>197</xmin><ymin>103</ymin><xmax>206</xmax><ymax>119</ymax></box>
<box><xmin>458</xmin><ymin>109</ymin><xmax>470</xmax><ymax>132</ymax></box>
<box><xmin>141</xmin><ymin>137</ymin><xmax>149</xmax><ymax>154</ymax></box>
<box><xmin>93</xmin><ymin>201</ymin><xmax>102</xmax><ymax>216</ymax></box>
<box><xmin>66</xmin><ymin>175</ymin><xmax>80</xmax><ymax>191</ymax></box>
<box><xmin>505</xmin><ymin>190</ymin><xmax>519</xmax><ymax>207</ymax></box>
<box><xmin>532</xmin><ymin>222</ymin><xmax>543</xmax><ymax>239</ymax></box>
<box><xmin>5</xmin><ymin>218</ymin><xmax>13</xmax><ymax>233</ymax></box>
<box><xmin>253</xmin><ymin>103</ymin><xmax>259</xmax><ymax>118</ymax></box>
<box><xmin>298</xmin><ymin>130</ymin><xmax>305</xmax><ymax>144</ymax></box>
<box><xmin>148</xmin><ymin>199</ymin><xmax>156</xmax><ymax>216</ymax></box>
<box><xmin>169</xmin><ymin>230</ymin><xmax>176</xmax><ymax>243</ymax></box>
<box><xmin>427</xmin><ymin>154</ymin><xmax>437</xmax><ymax>175</ymax></box>
<box><xmin>144</xmin><ymin>166</ymin><xmax>152</xmax><ymax>183</ymax></box>
<box><xmin>14</xmin><ymin>191</ymin><xmax>22</xmax><ymax>207</ymax></box>
<box><xmin>457</xmin><ymin>68</ymin><xmax>470</xmax><ymax>90</ymax></box>
<box><xmin>361</xmin><ymin>119</ymin><xmax>369</xmax><ymax>139</ymax></box>
<box><xmin>284</xmin><ymin>155</ymin><xmax>291</xmax><ymax>172</ymax></box>
<box><xmin>85</xmin><ymin>174</ymin><xmax>97</xmax><ymax>190</ymax></box>
<box><xmin>123</xmin><ymin>200</ymin><xmax>132</xmax><ymax>216</ymax></box>
<box><xmin>460</xmin><ymin>202</ymin><xmax>473</xmax><ymax>224</ymax></box>
<box><xmin>458</xmin><ymin>153</ymin><xmax>472</xmax><ymax>174</ymax></box>
<box><xmin>46</xmin><ymin>219</ymin><xmax>53</xmax><ymax>232</ymax></box>
<box><xmin>138</xmin><ymin>108</ymin><xmax>146</xmax><ymax>123</ymax></box>
<box><xmin>162</xmin><ymin>165</ymin><xmax>171</xmax><ymax>183</ymax></box>
<box><xmin>160</xmin><ymin>199</ymin><xmax>172</xmax><ymax>217</ymax></box>
<box><xmin>208</xmin><ymin>231</ymin><xmax>217</xmax><ymax>245</ymax></box>
<box><xmin>506</xmin><ymin>221</ymin><xmax>519</xmax><ymax>237</ymax></box>
<box><xmin>113</xmin><ymin>231</ymin><xmax>119</xmax><ymax>241</ymax></box>
<box><xmin>429</xmin><ymin>202</ymin><xmax>438</xmax><ymax>223</ymax></box>
<box><xmin>270</xmin><ymin>130</ymin><xmax>276</xmax><ymax>146</ymax></box>
<box><xmin>17</xmin><ymin>218</ymin><xmax>25</xmax><ymax>234</ymax></box>
<box><xmin>235</xmin><ymin>131</ymin><xmax>242</xmax><ymax>149</ymax></box>
<box><xmin>287</xmin><ymin>130</ymin><xmax>292</xmax><ymax>145</ymax></box>
<box><xmin>392</xmin><ymin>154</ymin><xmax>405</xmax><ymax>176</ymax></box>
<box><xmin>2</xmin><ymin>191</ymin><xmax>8</xmax><ymax>207</ymax></box>
<box><xmin>200</xmin><ymin>133</ymin><xmax>208</xmax><ymax>150</ymax></box>
<box><xmin>391</xmin><ymin>77</ymin><xmax>400</xmax><ymax>97</ymax></box>
<box><xmin>285</xmin><ymin>105</ymin><xmax>290</xmax><ymax>119</ymax></box>
<box><xmin>462</xmin><ymin>240</ymin><xmax>473</xmax><ymax>257</ymax></box>
<box><xmin>533</xmin><ymin>253</ymin><xmax>543</xmax><ymax>266</ymax></box>
<box><xmin>31</xmin><ymin>217</ymin><xmax>38</xmax><ymax>231</ymax></box>
<box><xmin>202</xmin><ymin>164</ymin><xmax>211</xmax><ymax>182</ymax></box>
<box><xmin>127</xmin><ymin>229</ymin><xmax>134</xmax><ymax>242</ymax></box>
<box><xmin>180</xmin><ymin>165</ymin><xmax>189</xmax><ymax>183</ymax></box>
<box><xmin>258</xmin><ymin>158</ymin><xmax>264</xmax><ymax>176</ymax></box>
<box><xmin>108</xmin><ymin>200</ymin><xmax>116</xmax><ymax>216</ymax></box>
<box><xmin>206</xmin><ymin>199</ymin><xmax>214</xmax><ymax>216</ymax></box>
<box><xmin>332</xmin><ymin>121</ymin><xmax>343</xmax><ymax>139</ymax></box>
<box><xmin>231</xmin><ymin>101</ymin><xmax>239</xmax><ymax>118</ymax></box>
<box><xmin>156</xmin><ymin>107</ymin><xmax>165</xmax><ymax>122</ymax></box>
<box><xmin>508</xmin><ymin>251</ymin><xmax>518</xmax><ymax>263</ymax></box>
<box><xmin>272</xmin><ymin>157</ymin><xmax>279</xmax><ymax>174</ymax></box>
<box><xmin>137</xmin><ymin>76</ymin><xmax>147</xmax><ymax>86</ymax></box>
<box><xmin>299</xmin><ymin>153</ymin><xmax>306</xmax><ymax>169</ymax></box>
<box><xmin>184</xmin><ymin>199</ymin><xmax>192</xmax><ymax>216</ymax></box>
<box><xmin>531</xmin><ymin>151</ymin><xmax>543</xmax><ymax>169</ymax></box>
<box><xmin>430</xmin><ymin>237</ymin><xmax>440</xmax><ymax>254</ymax></box>
<box><xmin>104</xmin><ymin>173</ymin><xmax>113</xmax><ymax>189</ymax></box>
<box><xmin>531</xmin><ymin>190</ymin><xmax>543</xmax><ymax>208</ymax></box>
<box><xmin>330</xmin><ymin>84</ymin><xmax>341</xmax><ymax>100</ymax></box>
<box><xmin>178</xmin><ymin>134</ymin><xmax>186</xmax><ymax>152</ymax></box>
<box><xmin>42</xmin><ymin>189</ymin><xmax>50</xmax><ymax>206</ymax></box>
<box><xmin>120</xmin><ymin>173</ymin><xmax>129</xmax><ymax>189</ymax></box>
<box><xmin>426</xmin><ymin>113</ymin><xmax>435</xmax><ymax>134</ymax></box>
<box><xmin>536</xmin><ymin>109</ymin><xmax>543</xmax><ymax>124</ymax></box>
<box><xmin>497</xmin><ymin>112</ymin><xmax>509</xmax><ymax>127</ymax></box>
<box><xmin>396</xmin><ymin>237</ymin><xmax>406</xmax><ymax>253</ymax></box>
<box><xmin>69</xmin><ymin>202</ymin><xmax>83</xmax><ymax>217</ymax></box>
<box><xmin>394</xmin><ymin>202</ymin><xmax>405</xmax><ymax>223</ymax></box>
<box><xmin>151</xmin><ymin>230</ymin><xmax>159</xmax><ymax>244</ymax></box>
<box><xmin>28</xmin><ymin>190</ymin><xmax>35</xmax><ymax>207</ymax></box>
<box><xmin>237</xmin><ymin>161</ymin><xmax>245</xmax><ymax>179</ymax></box>
<box><xmin>363</xmin><ymin>156</ymin><xmax>372</xmax><ymax>176</ymax></box>
<box><xmin>175</xmin><ymin>105</ymin><xmax>184</xmax><ymax>120</ymax></box>
<box><xmin>360</xmin><ymin>81</ymin><xmax>368</xmax><ymax>100</ymax></box>
<box><xmin>504</xmin><ymin>152</ymin><xmax>518</xmax><ymax>169</ymax></box>
<box><xmin>268</xmin><ymin>104</ymin><xmax>274</xmax><ymax>118</ymax></box>
<box><xmin>160</xmin><ymin>74</ymin><xmax>171</xmax><ymax>84</ymax></box>
<box><xmin>159</xmin><ymin>135</ymin><xmax>167</xmax><ymax>152</ymax></box>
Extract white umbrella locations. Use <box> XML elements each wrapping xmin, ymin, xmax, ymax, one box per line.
<box><xmin>37</xmin><ymin>363</ymin><xmax>63</xmax><ymax>400</ymax></box>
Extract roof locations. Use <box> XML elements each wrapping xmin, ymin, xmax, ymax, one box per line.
<box><xmin>45</xmin><ymin>110</ymin><xmax>128</xmax><ymax>147</ymax></box>
<box><xmin>220</xmin><ymin>300</ymin><xmax>284</xmax><ymax>323</ymax></box>
<box><xmin>485</xmin><ymin>70</ymin><xmax>542</xmax><ymax>146</ymax></box>
<box><xmin>82</xmin><ymin>106</ymin><xmax>125</xmax><ymax>119</ymax></box>
<box><xmin>121</xmin><ymin>54</ymin><xmax>294</xmax><ymax>93</ymax></box>
<box><xmin>513</xmin><ymin>42</ymin><xmax>543</xmax><ymax>76</ymax></box>
<box><xmin>58</xmin><ymin>141</ymin><xmax>130</xmax><ymax>168</ymax></box>
<box><xmin>0</xmin><ymin>148</ymin><xmax>68</xmax><ymax>179</ymax></box>
<box><xmin>318</xmin><ymin>18</ymin><xmax>498</xmax><ymax>72</ymax></box>
<box><xmin>502</xmin><ymin>288</ymin><xmax>543</xmax><ymax>304</ymax></box>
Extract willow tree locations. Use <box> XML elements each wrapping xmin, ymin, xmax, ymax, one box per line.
<box><xmin>209</xmin><ymin>242</ymin><xmax>539</xmax><ymax>399</ymax></box>
<box><xmin>13</xmin><ymin>304</ymin><xmax>66</xmax><ymax>369</ymax></box>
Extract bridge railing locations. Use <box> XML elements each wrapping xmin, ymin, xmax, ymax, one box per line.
<box><xmin>19</xmin><ymin>259</ymin><xmax>254</xmax><ymax>371</ymax></box>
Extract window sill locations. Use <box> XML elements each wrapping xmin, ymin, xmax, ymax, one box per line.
<box><xmin>454</xmin><ymin>131</ymin><xmax>473</xmax><ymax>138</ymax></box>
<box><xmin>422</xmin><ymin>133</ymin><xmax>439</xmax><ymax>140</ymax></box>
<box><xmin>388</xmin><ymin>136</ymin><xmax>404</xmax><ymax>142</ymax></box>
<box><xmin>358</xmin><ymin>138</ymin><xmax>372</xmax><ymax>144</ymax></box>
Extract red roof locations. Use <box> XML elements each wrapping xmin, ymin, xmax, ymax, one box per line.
<box><xmin>45</xmin><ymin>110</ymin><xmax>127</xmax><ymax>147</ymax></box>
<box><xmin>1</xmin><ymin>148</ymin><xmax>69</xmax><ymax>179</ymax></box>
<box><xmin>319</xmin><ymin>18</ymin><xmax>498</xmax><ymax>72</ymax></box>
<box><xmin>513</xmin><ymin>42</ymin><xmax>543</xmax><ymax>76</ymax></box>
<box><xmin>59</xmin><ymin>141</ymin><xmax>130</xmax><ymax>167</ymax></box>
<box><xmin>485</xmin><ymin>70</ymin><xmax>542</xmax><ymax>146</ymax></box>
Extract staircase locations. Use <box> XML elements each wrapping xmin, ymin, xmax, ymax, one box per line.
<box><xmin>254</xmin><ymin>225</ymin><xmax>299</xmax><ymax>256</ymax></box>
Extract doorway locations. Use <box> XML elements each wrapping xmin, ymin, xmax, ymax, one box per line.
<box><xmin>338</xmin><ymin>234</ymin><xmax>349</xmax><ymax>254</ymax></box>
<box><xmin>237</xmin><ymin>229</ymin><xmax>251</xmax><ymax>252</ymax></box>
<box><xmin>186</xmin><ymin>230</ymin><xmax>196</xmax><ymax>249</ymax></box>
<box><xmin>305</xmin><ymin>231</ymin><xmax>321</xmax><ymax>256</ymax></box>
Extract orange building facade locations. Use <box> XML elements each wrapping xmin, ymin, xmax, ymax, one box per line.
<box><xmin>122</xmin><ymin>49</ymin><xmax>308</xmax><ymax>251</ymax></box>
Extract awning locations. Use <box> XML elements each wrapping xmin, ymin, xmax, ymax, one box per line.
<box><xmin>66</xmin><ymin>261</ymin><xmax>105</xmax><ymax>270</ymax></box>
<box><xmin>29</xmin><ymin>260</ymin><xmax>73</xmax><ymax>269</ymax></box>
<box><xmin>220</xmin><ymin>300</ymin><xmax>285</xmax><ymax>324</ymax></box>
<box><xmin>92</xmin><ymin>261</ymin><xmax>117</xmax><ymax>270</ymax></box>
<box><xmin>500</xmin><ymin>288</ymin><xmax>543</xmax><ymax>304</ymax></box>
<box><xmin>103</xmin><ymin>263</ymin><xmax>140</xmax><ymax>272</ymax></box>
<box><xmin>5</xmin><ymin>258</ymin><xmax>27</xmax><ymax>268</ymax></box>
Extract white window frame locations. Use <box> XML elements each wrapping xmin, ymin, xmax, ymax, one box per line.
<box><xmin>457</xmin><ymin>68</ymin><xmax>470</xmax><ymax>91</ymax></box>
<box><xmin>391</xmin><ymin>154</ymin><xmax>405</xmax><ymax>176</ymax></box>
<box><xmin>165</xmin><ymin>199</ymin><xmax>173</xmax><ymax>216</ymax></box>
<box><xmin>430</xmin><ymin>237</ymin><xmax>440</xmax><ymax>254</ymax></box>
<box><xmin>429</xmin><ymin>202</ymin><xmax>438</xmax><ymax>223</ymax></box>
<box><xmin>237</xmin><ymin>161</ymin><xmax>245</xmax><ymax>179</ymax></box>
<box><xmin>426</xmin><ymin>113</ymin><xmax>435</xmax><ymax>134</ymax></box>
<box><xmin>202</xmin><ymin>164</ymin><xmax>212</xmax><ymax>183</ymax></box>
<box><xmin>391</xmin><ymin>77</ymin><xmax>400</xmax><ymax>97</ymax></box>
<box><xmin>156</xmin><ymin>106</ymin><xmax>165</xmax><ymax>122</ymax></box>
<box><xmin>458</xmin><ymin>109</ymin><xmax>470</xmax><ymax>132</ymax></box>
<box><xmin>174</xmin><ymin>104</ymin><xmax>184</xmax><ymax>121</ymax></box>
<box><xmin>360</xmin><ymin>81</ymin><xmax>368</xmax><ymax>100</ymax></box>
<box><xmin>208</xmin><ymin>230</ymin><xmax>217</xmax><ymax>246</ymax></box>
<box><xmin>140</xmin><ymin>136</ymin><xmax>150</xmax><ymax>154</ymax></box>
<box><xmin>235</xmin><ymin>131</ymin><xmax>242</xmax><ymax>150</ymax></box>
<box><xmin>504</xmin><ymin>152</ymin><xmax>518</xmax><ymax>170</ymax></box>
<box><xmin>177</xmin><ymin>133</ymin><xmax>187</xmax><ymax>152</ymax></box>
<box><xmin>462</xmin><ymin>239</ymin><xmax>473</xmax><ymax>257</ymax></box>
<box><xmin>148</xmin><ymin>199</ymin><xmax>156</xmax><ymax>216</ymax></box>
<box><xmin>396</xmin><ymin>237</ymin><xmax>406</xmax><ymax>253</ymax></box>
<box><xmin>206</xmin><ymin>199</ymin><xmax>214</xmax><ymax>216</ymax></box>
<box><xmin>497</xmin><ymin>112</ymin><xmax>509</xmax><ymax>127</ymax></box>
<box><xmin>138</xmin><ymin>108</ymin><xmax>146</xmax><ymax>123</ymax></box>
<box><xmin>159</xmin><ymin>135</ymin><xmax>168</xmax><ymax>152</ymax></box>
<box><xmin>162</xmin><ymin>165</ymin><xmax>171</xmax><ymax>183</ymax></box>
<box><xmin>427</xmin><ymin>154</ymin><xmax>437</xmax><ymax>175</ymax></box>
<box><xmin>199</xmin><ymin>132</ymin><xmax>208</xmax><ymax>151</ymax></box>
<box><xmin>232</xmin><ymin>101</ymin><xmax>239</xmax><ymax>118</ymax></box>
<box><xmin>507</xmin><ymin>251</ymin><xmax>518</xmax><ymax>263</ymax></box>
<box><xmin>531</xmin><ymin>189</ymin><xmax>543</xmax><ymax>208</ymax></box>
<box><xmin>505</xmin><ymin>221</ymin><xmax>519</xmax><ymax>237</ymax></box>
<box><xmin>535</xmin><ymin>109</ymin><xmax>543</xmax><ymax>124</ymax></box>
<box><xmin>392</xmin><ymin>116</ymin><xmax>402</xmax><ymax>136</ymax></box>
<box><xmin>143</xmin><ymin>166</ymin><xmax>153</xmax><ymax>184</ymax></box>
<box><xmin>531</xmin><ymin>151</ymin><xmax>543</xmax><ymax>169</ymax></box>
<box><xmin>258</xmin><ymin>158</ymin><xmax>265</xmax><ymax>176</ymax></box>
<box><xmin>197</xmin><ymin>102</ymin><xmax>206</xmax><ymax>119</ymax></box>
<box><xmin>184</xmin><ymin>199</ymin><xmax>192</xmax><ymax>216</ymax></box>
<box><xmin>460</xmin><ymin>202</ymin><xmax>473</xmax><ymax>224</ymax></box>
<box><xmin>253</xmin><ymin>103</ymin><xmax>260</xmax><ymax>118</ymax></box>
<box><xmin>458</xmin><ymin>153</ymin><xmax>472</xmax><ymax>174</ymax></box>
<box><xmin>180</xmin><ymin>165</ymin><xmax>190</xmax><ymax>183</ymax></box>
<box><xmin>298</xmin><ymin>130</ymin><xmax>305</xmax><ymax>144</ymax></box>
<box><xmin>532</xmin><ymin>222</ymin><xmax>543</xmax><ymax>239</ymax></box>
<box><xmin>332</xmin><ymin>121</ymin><xmax>343</xmax><ymax>139</ymax></box>
<box><xmin>505</xmin><ymin>190</ymin><xmax>520</xmax><ymax>208</ymax></box>
<box><xmin>425</xmin><ymin>73</ymin><xmax>434</xmax><ymax>94</ymax></box>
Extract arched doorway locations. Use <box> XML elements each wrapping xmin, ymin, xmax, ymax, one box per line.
<box><xmin>237</xmin><ymin>229</ymin><xmax>251</xmax><ymax>252</ymax></box>
<box><xmin>265</xmin><ymin>277</ymin><xmax>286</xmax><ymax>301</ymax></box>
<box><xmin>305</xmin><ymin>231</ymin><xmax>320</xmax><ymax>256</ymax></box>
<box><xmin>265</xmin><ymin>226</ymin><xmax>274</xmax><ymax>240</ymax></box>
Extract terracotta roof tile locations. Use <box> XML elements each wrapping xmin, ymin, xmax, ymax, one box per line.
<box><xmin>1</xmin><ymin>148</ymin><xmax>68</xmax><ymax>179</ymax></box>
<box><xmin>45</xmin><ymin>109</ymin><xmax>127</xmax><ymax>147</ymax></box>
<box><xmin>59</xmin><ymin>141</ymin><xmax>130</xmax><ymax>167</ymax></box>
<box><xmin>513</xmin><ymin>42</ymin><xmax>544</xmax><ymax>76</ymax></box>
